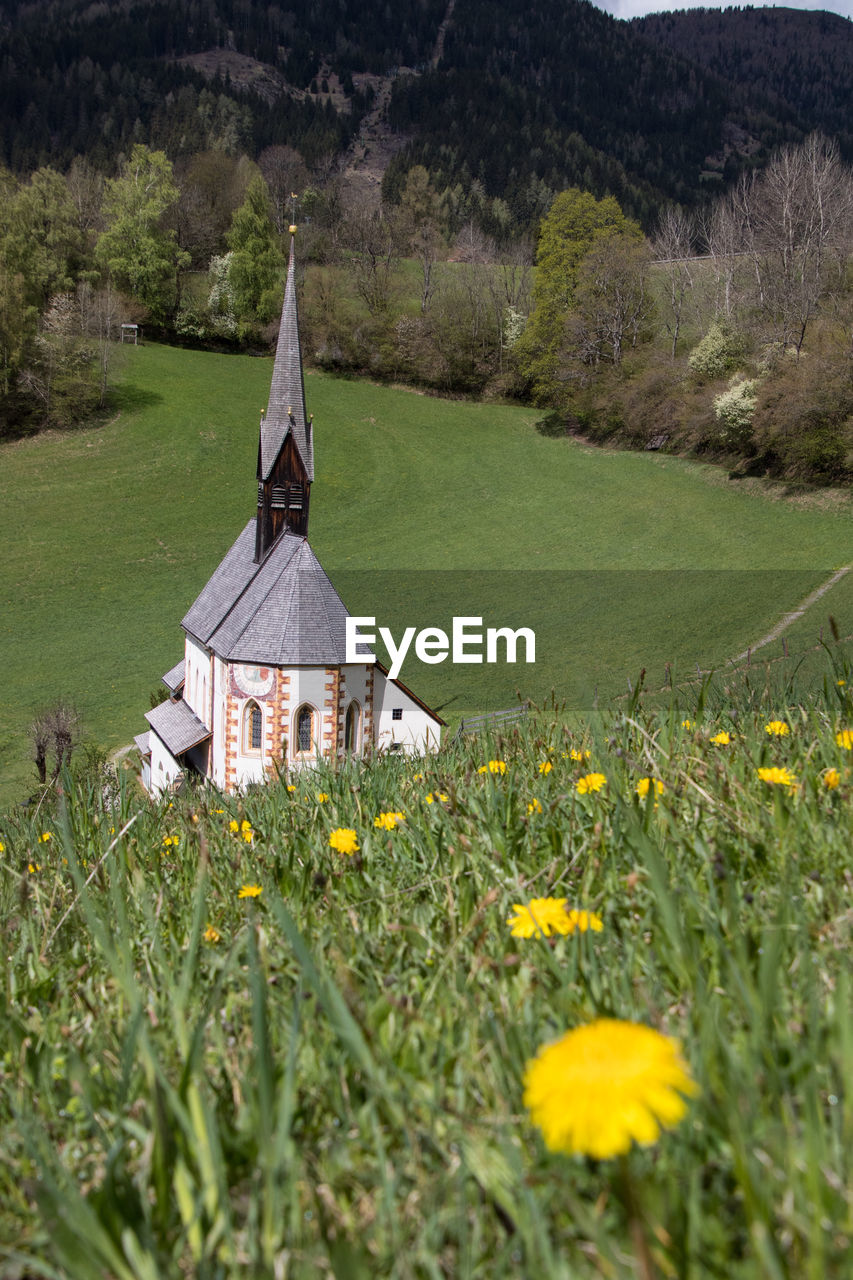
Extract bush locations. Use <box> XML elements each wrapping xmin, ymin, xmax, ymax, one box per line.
<box><xmin>688</xmin><ymin>323</ymin><xmax>745</xmax><ymax>380</ymax></box>
<box><xmin>713</xmin><ymin>376</ymin><xmax>758</xmax><ymax>447</ymax></box>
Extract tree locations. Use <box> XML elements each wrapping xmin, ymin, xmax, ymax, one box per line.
<box><xmin>567</xmin><ymin>232</ymin><xmax>654</xmax><ymax>372</ymax></box>
<box><xmin>342</xmin><ymin>197</ymin><xmax>401</xmax><ymax>317</ymax></box>
<box><xmin>258</xmin><ymin>145</ymin><xmax>310</xmax><ymax>235</ymax></box>
<box><xmin>652</xmin><ymin>206</ymin><xmax>696</xmax><ymax>359</ymax></box>
<box><xmin>95</xmin><ymin>144</ymin><xmax>188</xmax><ymax>322</ymax></box>
<box><xmin>225</xmin><ymin>175</ymin><xmax>285</xmax><ymax>327</ymax></box>
<box><xmin>516</xmin><ymin>188</ymin><xmax>641</xmax><ymax>402</ymax></box>
<box><xmin>397</xmin><ymin>166</ymin><xmax>443</xmax><ymax>313</ymax></box>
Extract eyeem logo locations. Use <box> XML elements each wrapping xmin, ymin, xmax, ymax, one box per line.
<box><xmin>346</xmin><ymin>616</ymin><xmax>536</xmax><ymax>681</ymax></box>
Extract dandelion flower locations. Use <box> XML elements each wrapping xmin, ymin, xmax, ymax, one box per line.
<box><xmin>765</xmin><ymin>720</ymin><xmax>790</xmax><ymax>737</ymax></box>
<box><xmin>203</xmin><ymin>924</ymin><xmax>221</xmax><ymax>943</ymax></box>
<box><xmin>635</xmin><ymin>777</ymin><xmax>664</xmax><ymax>799</ymax></box>
<box><xmin>538</xmin><ymin>761</ymin><xmax>553</xmax><ymax>775</ymax></box>
<box><xmin>374</xmin><ymin>811</ymin><xmax>406</xmax><ymax>830</ymax></box>
<box><xmin>823</xmin><ymin>768</ymin><xmax>841</xmax><ymax>789</ymax></box>
<box><xmin>238</xmin><ymin>884</ymin><xmax>263</xmax><ymax>899</ymax></box>
<box><xmin>329</xmin><ymin>828</ymin><xmax>359</xmax><ymax>855</ymax></box>
<box><xmin>507</xmin><ymin>898</ymin><xmax>574</xmax><ymax>938</ymax></box>
<box><xmin>681</xmin><ymin>719</ymin><xmax>693</xmax><ymax>730</ymax></box>
<box><xmin>38</xmin><ymin>832</ymin><xmax>52</xmax><ymax>843</ymax></box>
<box><xmin>565</xmin><ymin>909</ymin><xmax>604</xmax><ymax>934</ymax></box>
<box><xmin>837</xmin><ymin>679</ymin><xmax>847</xmax><ymax>687</ymax></box>
<box><xmin>478</xmin><ymin>760</ymin><xmax>507</xmax><ymax>775</ymax></box>
<box><xmin>0</xmin><ymin>840</ymin><xmax>5</xmax><ymax>853</ymax></box>
<box><xmin>576</xmin><ymin>772</ymin><xmax>606</xmax><ymax>794</ymax></box>
<box><xmin>757</xmin><ymin>766</ymin><xmax>797</xmax><ymax>788</ymax></box>
<box><xmin>710</xmin><ymin>731</ymin><xmax>731</xmax><ymax>746</ymax></box>
<box><xmin>426</xmin><ymin>792</ymin><xmax>449</xmax><ymax>804</ymax></box>
<box><xmin>286</xmin><ymin>784</ymin><xmax>296</xmax><ymax>793</ymax></box>
<box><xmin>317</xmin><ymin>792</ymin><xmax>329</xmax><ymax>803</ymax></box>
<box><xmin>27</xmin><ymin>862</ymin><xmax>41</xmax><ymax>874</ymax></box>
<box><xmin>569</xmin><ymin>748</ymin><xmax>591</xmax><ymax>761</ymax></box>
<box><xmin>527</xmin><ymin>798</ymin><xmax>543</xmax><ymax>815</ymax></box>
<box><xmin>836</xmin><ymin>730</ymin><xmax>853</xmax><ymax>750</ymax></box>
<box><xmin>240</xmin><ymin>819</ymin><xmax>254</xmax><ymax>843</ymax></box>
<box><xmin>162</xmin><ymin>834</ymin><xmax>179</xmax><ymax>848</ymax></box>
<box><xmin>413</xmin><ymin>773</ymin><xmax>425</xmax><ymax>781</ymax></box>
<box><xmin>523</xmin><ymin>1018</ymin><xmax>698</xmax><ymax>1158</ymax></box>
<box><xmin>229</xmin><ymin>819</ymin><xmax>239</xmax><ymax>833</ymax></box>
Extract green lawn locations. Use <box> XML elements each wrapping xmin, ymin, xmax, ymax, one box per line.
<box><xmin>1</xmin><ymin>342</ymin><xmax>851</xmax><ymax>803</ymax></box>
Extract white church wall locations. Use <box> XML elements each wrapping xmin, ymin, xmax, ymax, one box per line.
<box><xmin>211</xmin><ymin>656</ymin><xmax>229</xmax><ymax>787</ymax></box>
<box><xmin>286</xmin><ymin>666</ymin><xmax>332</xmax><ymax>766</ymax></box>
<box><xmin>374</xmin><ymin>669</ymin><xmax>441</xmax><ymax>756</ymax></box>
<box><xmin>233</xmin><ymin>693</ymin><xmax>270</xmax><ymax>787</ymax></box>
<box><xmin>183</xmin><ymin>634</ymin><xmax>211</xmax><ymax>725</ymax></box>
<box><xmin>149</xmin><ymin>731</ymin><xmax>183</xmax><ymax>796</ymax></box>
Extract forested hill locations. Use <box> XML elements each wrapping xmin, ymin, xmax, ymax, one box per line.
<box><xmin>634</xmin><ymin>6</ymin><xmax>853</xmax><ymax>162</ymax></box>
<box><xmin>0</xmin><ymin>0</ymin><xmax>844</xmax><ymax>223</ymax></box>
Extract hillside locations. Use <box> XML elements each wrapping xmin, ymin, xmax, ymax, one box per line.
<box><xmin>0</xmin><ymin>0</ymin><xmax>844</xmax><ymax>225</ymax></box>
<box><xmin>634</xmin><ymin>6</ymin><xmax>853</xmax><ymax>162</ymax></box>
<box><xmin>1</xmin><ymin>343</ymin><xmax>851</xmax><ymax>804</ymax></box>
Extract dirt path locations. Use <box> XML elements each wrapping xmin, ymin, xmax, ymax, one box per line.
<box><xmin>731</xmin><ymin>564</ymin><xmax>850</xmax><ymax>664</ymax></box>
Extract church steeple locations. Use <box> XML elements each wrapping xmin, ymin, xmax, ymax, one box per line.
<box><xmin>254</xmin><ymin>228</ymin><xmax>313</xmax><ymax>563</ymax></box>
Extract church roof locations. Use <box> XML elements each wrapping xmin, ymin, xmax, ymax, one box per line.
<box><xmin>162</xmin><ymin>659</ymin><xmax>185</xmax><ymax>693</ymax></box>
<box><xmin>182</xmin><ymin>521</ymin><xmax>358</xmax><ymax>665</ymax></box>
<box><xmin>145</xmin><ymin>699</ymin><xmax>211</xmax><ymax>757</ymax></box>
<box><xmin>260</xmin><ymin>234</ymin><xmax>313</xmax><ymax>482</ymax></box>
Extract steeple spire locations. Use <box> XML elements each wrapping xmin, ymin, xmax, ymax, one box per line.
<box><xmin>255</xmin><ymin>228</ymin><xmax>314</xmax><ymax>563</ymax></box>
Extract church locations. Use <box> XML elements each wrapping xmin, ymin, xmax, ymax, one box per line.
<box><xmin>136</xmin><ymin>231</ymin><xmax>443</xmax><ymax>796</ymax></box>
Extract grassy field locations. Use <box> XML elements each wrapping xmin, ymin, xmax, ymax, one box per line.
<box><xmin>2</xmin><ymin>672</ymin><xmax>853</xmax><ymax>1276</ymax></box>
<box><xmin>1</xmin><ymin>341</ymin><xmax>852</xmax><ymax>803</ymax></box>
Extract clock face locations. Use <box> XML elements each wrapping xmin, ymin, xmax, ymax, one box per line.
<box><xmin>234</xmin><ymin>663</ymin><xmax>274</xmax><ymax>697</ymax></box>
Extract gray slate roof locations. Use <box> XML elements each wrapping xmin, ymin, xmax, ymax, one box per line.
<box><xmin>145</xmin><ymin>699</ymin><xmax>211</xmax><ymax>757</ymax></box>
<box><xmin>182</xmin><ymin>522</ymin><xmax>361</xmax><ymax>665</ymax></box>
<box><xmin>260</xmin><ymin>235</ymin><xmax>313</xmax><ymax>482</ymax></box>
<box><xmin>162</xmin><ymin>659</ymin><xmax>185</xmax><ymax>692</ymax></box>
<box><xmin>134</xmin><ymin>731</ymin><xmax>151</xmax><ymax>756</ymax></box>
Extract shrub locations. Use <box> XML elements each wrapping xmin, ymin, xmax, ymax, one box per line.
<box><xmin>688</xmin><ymin>323</ymin><xmax>745</xmax><ymax>380</ymax></box>
<box><xmin>713</xmin><ymin>376</ymin><xmax>758</xmax><ymax>447</ymax></box>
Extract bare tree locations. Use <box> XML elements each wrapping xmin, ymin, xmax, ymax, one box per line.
<box><xmin>652</xmin><ymin>206</ymin><xmax>696</xmax><ymax>358</ymax></box>
<box><xmin>342</xmin><ymin>197</ymin><xmax>401</xmax><ymax>316</ymax></box>
<box><xmin>258</xmin><ymin>146</ymin><xmax>310</xmax><ymax>235</ymax></box>
<box><xmin>567</xmin><ymin>232</ymin><xmax>654</xmax><ymax>371</ymax></box>
<box><xmin>30</xmin><ymin>703</ymin><xmax>80</xmax><ymax>784</ymax></box>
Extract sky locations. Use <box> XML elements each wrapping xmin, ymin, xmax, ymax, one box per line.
<box><xmin>594</xmin><ymin>0</ymin><xmax>853</xmax><ymax>20</ymax></box>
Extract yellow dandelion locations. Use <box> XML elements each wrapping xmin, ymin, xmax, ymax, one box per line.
<box><xmin>213</xmin><ymin>808</ymin><xmax>225</xmax><ymax>814</ymax></box>
<box><xmin>681</xmin><ymin>719</ymin><xmax>693</xmax><ymax>730</ymax></box>
<box><xmin>317</xmin><ymin>792</ymin><xmax>329</xmax><ymax>803</ymax></box>
<box><xmin>413</xmin><ymin>773</ymin><xmax>425</xmax><ymax>781</ymax></box>
<box><xmin>635</xmin><ymin>777</ymin><xmax>665</xmax><ymax>799</ymax></box>
<box><xmin>286</xmin><ymin>784</ymin><xmax>296</xmax><ymax>792</ymax></box>
<box><xmin>538</xmin><ymin>761</ymin><xmax>553</xmax><ymax>775</ymax></box>
<box><xmin>478</xmin><ymin>760</ymin><xmax>507</xmax><ymax>775</ymax></box>
<box><xmin>38</xmin><ymin>831</ymin><xmax>52</xmax><ymax>843</ymax></box>
<box><xmin>757</xmin><ymin>766</ymin><xmax>797</xmax><ymax>788</ymax></box>
<box><xmin>823</xmin><ymin>768</ymin><xmax>841</xmax><ymax>789</ymax></box>
<box><xmin>329</xmin><ymin>828</ymin><xmax>359</xmax><ymax>855</ymax></box>
<box><xmin>426</xmin><ymin>792</ymin><xmax>449</xmax><ymax>804</ymax></box>
<box><xmin>229</xmin><ymin>819</ymin><xmax>239</xmax><ymax>833</ymax></box>
<box><xmin>238</xmin><ymin>884</ymin><xmax>262</xmax><ymax>899</ymax></box>
<box><xmin>27</xmin><ymin>862</ymin><xmax>41</xmax><ymax>874</ymax></box>
<box><xmin>203</xmin><ymin>924</ymin><xmax>221</xmax><ymax>943</ymax></box>
<box><xmin>507</xmin><ymin>897</ymin><xmax>574</xmax><ymax>938</ymax></box>
<box><xmin>576</xmin><ymin>772</ymin><xmax>606</xmax><ymax>794</ymax></box>
<box><xmin>710</xmin><ymin>731</ymin><xmax>731</xmax><ymax>746</ymax></box>
<box><xmin>162</xmin><ymin>834</ymin><xmax>179</xmax><ymax>848</ymax></box>
<box><xmin>765</xmin><ymin>720</ymin><xmax>790</xmax><ymax>737</ymax></box>
<box><xmin>565</xmin><ymin>909</ymin><xmax>604</xmax><ymax>934</ymax></box>
<box><xmin>569</xmin><ymin>748</ymin><xmax>591</xmax><ymax>761</ymax></box>
<box><xmin>240</xmin><ymin>819</ymin><xmax>254</xmax><ymax>843</ymax></box>
<box><xmin>836</xmin><ymin>730</ymin><xmax>853</xmax><ymax>750</ymax></box>
<box><xmin>523</xmin><ymin>1018</ymin><xmax>698</xmax><ymax>1158</ymax></box>
<box><xmin>0</xmin><ymin>840</ymin><xmax>4</xmax><ymax>853</ymax></box>
<box><xmin>837</xmin><ymin>679</ymin><xmax>846</xmax><ymax>687</ymax></box>
<box><xmin>527</xmin><ymin>798</ymin><xmax>543</xmax><ymax>815</ymax></box>
<box><xmin>374</xmin><ymin>811</ymin><xmax>406</xmax><ymax>830</ymax></box>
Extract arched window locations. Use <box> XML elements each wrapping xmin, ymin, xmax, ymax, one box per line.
<box><xmin>243</xmin><ymin>700</ymin><xmax>263</xmax><ymax>754</ymax></box>
<box><xmin>344</xmin><ymin>700</ymin><xmax>361</xmax><ymax>753</ymax></box>
<box><xmin>294</xmin><ymin>704</ymin><xmax>315</xmax><ymax>755</ymax></box>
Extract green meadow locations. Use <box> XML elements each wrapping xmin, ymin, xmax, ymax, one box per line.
<box><xmin>1</xmin><ymin>341</ymin><xmax>852</xmax><ymax>803</ymax></box>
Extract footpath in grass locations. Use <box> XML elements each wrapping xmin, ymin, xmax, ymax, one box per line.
<box><xmin>0</xmin><ymin>342</ymin><xmax>851</xmax><ymax>803</ymax></box>
<box><xmin>2</xmin><ymin>664</ymin><xmax>852</xmax><ymax>1276</ymax></box>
